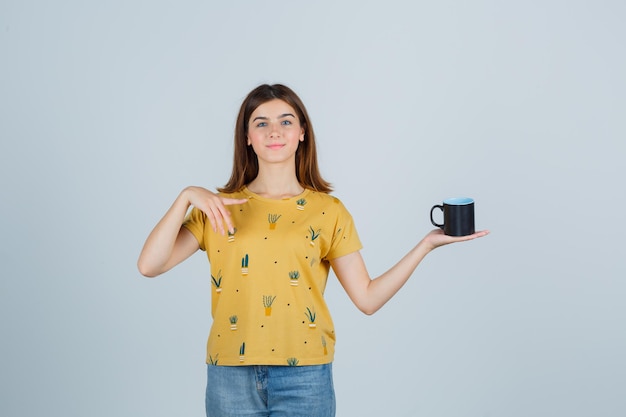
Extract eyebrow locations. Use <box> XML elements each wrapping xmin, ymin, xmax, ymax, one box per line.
<box><xmin>252</xmin><ymin>113</ymin><xmax>296</xmax><ymax>122</ymax></box>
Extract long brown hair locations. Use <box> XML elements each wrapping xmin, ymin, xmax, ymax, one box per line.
<box><xmin>218</xmin><ymin>84</ymin><xmax>332</xmax><ymax>193</ymax></box>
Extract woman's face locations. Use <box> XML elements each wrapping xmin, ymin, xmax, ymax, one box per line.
<box><xmin>247</xmin><ymin>99</ymin><xmax>304</xmax><ymax>166</ymax></box>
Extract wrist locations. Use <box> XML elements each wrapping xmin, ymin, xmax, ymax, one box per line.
<box><xmin>179</xmin><ymin>187</ymin><xmax>195</xmax><ymax>209</ymax></box>
<box><xmin>417</xmin><ymin>237</ymin><xmax>436</xmax><ymax>254</ymax></box>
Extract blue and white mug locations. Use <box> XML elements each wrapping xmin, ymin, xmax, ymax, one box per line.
<box><xmin>430</xmin><ymin>197</ymin><xmax>475</xmax><ymax>237</ymax></box>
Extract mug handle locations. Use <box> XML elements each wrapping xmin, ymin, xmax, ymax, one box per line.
<box><xmin>430</xmin><ymin>205</ymin><xmax>444</xmax><ymax>228</ymax></box>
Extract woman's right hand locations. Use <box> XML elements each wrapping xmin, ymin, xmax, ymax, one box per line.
<box><xmin>183</xmin><ymin>186</ymin><xmax>248</xmax><ymax>235</ymax></box>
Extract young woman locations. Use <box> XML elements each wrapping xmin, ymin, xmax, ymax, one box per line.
<box><xmin>137</xmin><ymin>84</ymin><xmax>488</xmax><ymax>417</ymax></box>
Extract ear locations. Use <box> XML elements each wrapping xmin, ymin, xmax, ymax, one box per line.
<box><xmin>300</xmin><ymin>128</ymin><xmax>305</xmax><ymax>142</ymax></box>
<box><xmin>247</xmin><ymin>135</ymin><xmax>251</xmax><ymax>146</ymax></box>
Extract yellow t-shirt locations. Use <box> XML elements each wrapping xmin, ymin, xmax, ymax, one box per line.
<box><xmin>183</xmin><ymin>187</ymin><xmax>362</xmax><ymax>366</ymax></box>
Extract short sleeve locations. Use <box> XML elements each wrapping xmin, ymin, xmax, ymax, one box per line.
<box><xmin>182</xmin><ymin>207</ymin><xmax>207</xmax><ymax>251</ymax></box>
<box><xmin>325</xmin><ymin>198</ymin><xmax>362</xmax><ymax>260</ymax></box>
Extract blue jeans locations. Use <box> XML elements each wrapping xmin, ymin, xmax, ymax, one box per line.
<box><xmin>205</xmin><ymin>364</ymin><xmax>336</xmax><ymax>417</ymax></box>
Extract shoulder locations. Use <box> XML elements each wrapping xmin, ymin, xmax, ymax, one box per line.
<box><xmin>306</xmin><ymin>191</ymin><xmax>352</xmax><ymax>214</ymax></box>
<box><xmin>306</xmin><ymin>190</ymin><xmax>341</xmax><ymax>204</ymax></box>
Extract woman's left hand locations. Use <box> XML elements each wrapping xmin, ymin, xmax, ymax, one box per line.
<box><xmin>422</xmin><ymin>228</ymin><xmax>490</xmax><ymax>251</ymax></box>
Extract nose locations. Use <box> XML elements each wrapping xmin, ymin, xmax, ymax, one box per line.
<box><xmin>269</xmin><ymin>121</ymin><xmax>281</xmax><ymax>138</ymax></box>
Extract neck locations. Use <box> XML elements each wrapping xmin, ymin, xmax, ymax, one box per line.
<box><xmin>247</xmin><ymin>164</ymin><xmax>303</xmax><ymax>199</ymax></box>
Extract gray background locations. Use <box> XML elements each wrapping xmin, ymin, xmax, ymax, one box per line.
<box><xmin>1</xmin><ymin>1</ymin><xmax>624</xmax><ymax>416</ymax></box>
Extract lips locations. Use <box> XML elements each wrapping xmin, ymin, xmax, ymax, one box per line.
<box><xmin>267</xmin><ymin>144</ymin><xmax>284</xmax><ymax>150</ymax></box>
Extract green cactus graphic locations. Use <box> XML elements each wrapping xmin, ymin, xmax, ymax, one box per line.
<box><xmin>308</xmin><ymin>226</ymin><xmax>321</xmax><ymax>246</ymax></box>
<box><xmin>227</xmin><ymin>227</ymin><xmax>237</xmax><ymax>242</ymax></box>
<box><xmin>321</xmin><ymin>336</ymin><xmax>328</xmax><ymax>355</ymax></box>
<box><xmin>239</xmin><ymin>342</ymin><xmax>246</xmax><ymax>362</ymax></box>
<box><xmin>263</xmin><ymin>295</ymin><xmax>276</xmax><ymax>316</ymax></box>
<box><xmin>208</xmin><ymin>354</ymin><xmax>219</xmax><ymax>365</ymax></box>
<box><xmin>296</xmin><ymin>198</ymin><xmax>307</xmax><ymax>210</ymax></box>
<box><xmin>263</xmin><ymin>295</ymin><xmax>276</xmax><ymax>307</ymax></box>
<box><xmin>241</xmin><ymin>254</ymin><xmax>249</xmax><ymax>275</ymax></box>
<box><xmin>211</xmin><ymin>270</ymin><xmax>223</xmax><ymax>293</ymax></box>
<box><xmin>286</xmin><ymin>357</ymin><xmax>299</xmax><ymax>366</ymax></box>
<box><xmin>229</xmin><ymin>315</ymin><xmax>238</xmax><ymax>330</ymax></box>
<box><xmin>304</xmin><ymin>307</ymin><xmax>317</xmax><ymax>328</ymax></box>
<box><xmin>268</xmin><ymin>213</ymin><xmax>282</xmax><ymax>229</ymax></box>
<box><xmin>289</xmin><ymin>270</ymin><xmax>300</xmax><ymax>286</ymax></box>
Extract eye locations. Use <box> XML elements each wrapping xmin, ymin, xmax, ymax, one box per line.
<box><xmin>281</xmin><ymin>120</ymin><xmax>292</xmax><ymax>126</ymax></box>
<box><xmin>256</xmin><ymin>122</ymin><xmax>267</xmax><ymax>127</ymax></box>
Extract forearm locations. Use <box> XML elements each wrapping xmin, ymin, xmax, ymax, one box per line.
<box><xmin>334</xmin><ymin>229</ymin><xmax>488</xmax><ymax>315</ymax></box>
<box><xmin>364</xmin><ymin>239</ymin><xmax>434</xmax><ymax>314</ymax></box>
<box><xmin>137</xmin><ymin>188</ymin><xmax>192</xmax><ymax>277</ymax></box>
<box><xmin>333</xmin><ymin>239</ymin><xmax>435</xmax><ymax>315</ymax></box>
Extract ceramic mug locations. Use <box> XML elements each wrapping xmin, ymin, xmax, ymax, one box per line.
<box><xmin>430</xmin><ymin>197</ymin><xmax>475</xmax><ymax>237</ymax></box>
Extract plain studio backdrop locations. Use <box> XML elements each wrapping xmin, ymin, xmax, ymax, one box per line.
<box><xmin>1</xmin><ymin>1</ymin><xmax>624</xmax><ymax>416</ymax></box>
